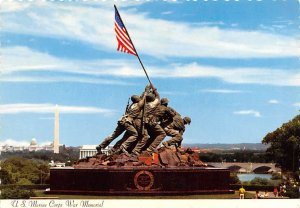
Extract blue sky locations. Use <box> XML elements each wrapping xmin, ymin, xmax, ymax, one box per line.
<box><xmin>0</xmin><ymin>0</ymin><xmax>299</xmax><ymax>147</ymax></box>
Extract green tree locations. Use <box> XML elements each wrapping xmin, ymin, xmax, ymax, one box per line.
<box><xmin>262</xmin><ymin>114</ymin><xmax>300</xmax><ymax>172</ymax></box>
<box><xmin>271</xmin><ymin>172</ymin><xmax>281</xmax><ymax>180</ymax></box>
<box><xmin>1</xmin><ymin>156</ymin><xmax>49</xmax><ymax>185</ymax></box>
<box><xmin>0</xmin><ymin>169</ymin><xmax>13</xmax><ymax>184</ymax></box>
<box><xmin>16</xmin><ymin>178</ymin><xmax>33</xmax><ymax>185</ymax></box>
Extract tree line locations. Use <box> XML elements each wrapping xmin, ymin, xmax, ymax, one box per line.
<box><xmin>0</xmin><ymin>147</ymin><xmax>79</xmax><ymax>164</ymax></box>
<box><xmin>262</xmin><ymin>114</ymin><xmax>300</xmax><ymax>172</ymax></box>
<box><xmin>199</xmin><ymin>150</ymin><xmax>271</xmax><ymax>163</ymax></box>
<box><xmin>0</xmin><ymin>147</ymin><xmax>80</xmax><ymax>186</ymax></box>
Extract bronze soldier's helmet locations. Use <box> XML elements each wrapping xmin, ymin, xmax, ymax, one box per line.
<box><xmin>161</xmin><ymin>98</ymin><xmax>169</xmax><ymax>105</ymax></box>
<box><xmin>183</xmin><ymin>116</ymin><xmax>191</xmax><ymax>125</ymax></box>
<box><xmin>131</xmin><ymin>95</ymin><xmax>141</xmax><ymax>103</ymax></box>
<box><xmin>146</xmin><ymin>93</ymin><xmax>155</xmax><ymax>102</ymax></box>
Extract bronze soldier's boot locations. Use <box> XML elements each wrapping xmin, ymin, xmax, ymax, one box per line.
<box><xmin>108</xmin><ymin>147</ymin><xmax>116</xmax><ymax>155</ymax></box>
<box><xmin>121</xmin><ymin>146</ymin><xmax>131</xmax><ymax>157</ymax></box>
<box><xmin>112</xmin><ymin>148</ymin><xmax>123</xmax><ymax>155</ymax></box>
<box><xmin>175</xmin><ymin>140</ymin><xmax>182</xmax><ymax>149</ymax></box>
<box><xmin>162</xmin><ymin>141</ymin><xmax>171</xmax><ymax>149</ymax></box>
<box><xmin>141</xmin><ymin>150</ymin><xmax>152</xmax><ymax>157</ymax></box>
<box><xmin>131</xmin><ymin>150</ymin><xmax>140</xmax><ymax>156</ymax></box>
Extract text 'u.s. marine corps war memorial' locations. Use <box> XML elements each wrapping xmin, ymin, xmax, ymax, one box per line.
<box><xmin>48</xmin><ymin>5</ymin><xmax>232</xmax><ymax>196</ymax></box>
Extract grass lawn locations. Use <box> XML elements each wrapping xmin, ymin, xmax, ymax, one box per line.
<box><xmin>35</xmin><ymin>190</ymin><xmax>255</xmax><ymax>199</ymax></box>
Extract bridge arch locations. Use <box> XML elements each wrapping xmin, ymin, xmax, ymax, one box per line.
<box><xmin>253</xmin><ymin>166</ymin><xmax>271</xmax><ymax>174</ymax></box>
<box><xmin>227</xmin><ymin>165</ymin><xmax>242</xmax><ymax>172</ymax></box>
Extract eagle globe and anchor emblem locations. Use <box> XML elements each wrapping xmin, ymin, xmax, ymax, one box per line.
<box><xmin>133</xmin><ymin>170</ymin><xmax>155</xmax><ymax>191</ymax></box>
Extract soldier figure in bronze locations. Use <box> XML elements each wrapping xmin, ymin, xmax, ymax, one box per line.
<box><xmin>96</xmin><ymin>85</ymin><xmax>148</xmax><ymax>154</ymax></box>
<box><xmin>131</xmin><ymin>96</ymin><xmax>176</xmax><ymax>155</ymax></box>
<box><xmin>96</xmin><ymin>85</ymin><xmax>191</xmax><ymax>156</ymax></box>
<box><xmin>162</xmin><ymin>116</ymin><xmax>191</xmax><ymax>148</ymax></box>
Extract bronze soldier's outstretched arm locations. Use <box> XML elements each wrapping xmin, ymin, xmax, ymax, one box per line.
<box><xmin>150</xmin><ymin>83</ymin><xmax>160</xmax><ymax>101</ymax></box>
<box><xmin>136</xmin><ymin>85</ymin><xmax>149</xmax><ymax>108</ymax></box>
<box><xmin>137</xmin><ymin>92</ymin><xmax>146</xmax><ymax>108</ymax></box>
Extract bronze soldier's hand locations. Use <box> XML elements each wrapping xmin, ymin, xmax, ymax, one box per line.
<box><xmin>150</xmin><ymin>83</ymin><xmax>156</xmax><ymax>91</ymax></box>
<box><xmin>145</xmin><ymin>84</ymin><xmax>151</xmax><ymax>92</ymax></box>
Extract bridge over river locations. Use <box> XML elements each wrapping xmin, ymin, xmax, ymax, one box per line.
<box><xmin>207</xmin><ymin>162</ymin><xmax>281</xmax><ymax>173</ymax></box>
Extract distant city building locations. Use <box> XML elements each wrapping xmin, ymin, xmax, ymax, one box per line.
<box><xmin>28</xmin><ymin>138</ymin><xmax>38</xmax><ymax>151</ymax></box>
<box><xmin>49</xmin><ymin>160</ymin><xmax>65</xmax><ymax>167</ymax></box>
<box><xmin>79</xmin><ymin>145</ymin><xmax>112</xmax><ymax>159</ymax></box>
<box><xmin>1</xmin><ymin>107</ymin><xmax>63</xmax><ymax>154</ymax></box>
<box><xmin>0</xmin><ymin>138</ymin><xmax>63</xmax><ymax>153</ymax></box>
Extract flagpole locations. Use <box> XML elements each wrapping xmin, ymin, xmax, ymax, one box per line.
<box><xmin>114</xmin><ymin>5</ymin><xmax>153</xmax><ymax>88</ymax></box>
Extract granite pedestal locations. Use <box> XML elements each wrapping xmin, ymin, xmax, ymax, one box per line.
<box><xmin>48</xmin><ymin>166</ymin><xmax>233</xmax><ymax>196</ymax></box>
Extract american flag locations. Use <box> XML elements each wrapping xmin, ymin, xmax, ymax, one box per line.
<box><xmin>114</xmin><ymin>7</ymin><xmax>137</xmax><ymax>56</ymax></box>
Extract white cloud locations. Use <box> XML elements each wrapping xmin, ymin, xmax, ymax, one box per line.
<box><xmin>0</xmin><ymin>139</ymin><xmax>30</xmax><ymax>147</ymax></box>
<box><xmin>0</xmin><ymin>138</ymin><xmax>52</xmax><ymax>146</ymax></box>
<box><xmin>0</xmin><ymin>0</ymin><xmax>31</xmax><ymax>13</ymax></box>
<box><xmin>158</xmin><ymin>63</ymin><xmax>299</xmax><ymax>86</ymax></box>
<box><xmin>0</xmin><ymin>103</ymin><xmax>115</xmax><ymax>114</ymax></box>
<box><xmin>1</xmin><ymin>46</ymin><xmax>137</xmax><ymax>86</ymax></box>
<box><xmin>0</xmin><ymin>75</ymin><xmax>134</xmax><ymax>86</ymax></box>
<box><xmin>293</xmin><ymin>103</ymin><xmax>300</xmax><ymax>107</ymax></box>
<box><xmin>1</xmin><ymin>46</ymin><xmax>139</xmax><ymax>77</ymax></box>
<box><xmin>259</xmin><ymin>24</ymin><xmax>276</xmax><ymax>32</ymax></box>
<box><xmin>1</xmin><ymin>2</ymin><xmax>298</xmax><ymax>58</ymax></box>
<box><xmin>161</xmin><ymin>11</ymin><xmax>173</xmax><ymax>15</ymax></box>
<box><xmin>193</xmin><ymin>21</ymin><xmax>225</xmax><ymax>27</ymax></box>
<box><xmin>234</xmin><ymin>110</ymin><xmax>261</xmax><ymax>117</ymax></box>
<box><xmin>201</xmin><ymin>89</ymin><xmax>244</xmax><ymax>94</ymax></box>
<box><xmin>1</xmin><ymin>46</ymin><xmax>299</xmax><ymax>87</ymax></box>
<box><xmin>40</xmin><ymin>141</ymin><xmax>53</xmax><ymax>146</ymax></box>
<box><xmin>268</xmin><ymin>99</ymin><xmax>279</xmax><ymax>104</ymax></box>
<box><xmin>272</xmin><ymin>25</ymin><xmax>286</xmax><ymax>29</ymax></box>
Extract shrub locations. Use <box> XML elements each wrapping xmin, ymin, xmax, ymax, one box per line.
<box><xmin>230</xmin><ymin>184</ymin><xmax>274</xmax><ymax>192</ymax></box>
<box><xmin>284</xmin><ymin>186</ymin><xmax>299</xmax><ymax>198</ymax></box>
<box><xmin>229</xmin><ymin>173</ymin><xmax>241</xmax><ymax>184</ymax></box>
<box><xmin>271</xmin><ymin>172</ymin><xmax>281</xmax><ymax>180</ymax></box>
<box><xmin>0</xmin><ymin>188</ymin><xmax>36</xmax><ymax>199</ymax></box>
<box><xmin>250</xmin><ymin>177</ymin><xmax>271</xmax><ymax>186</ymax></box>
<box><xmin>0</xmin><ymin>184</ymin><xmax>49</xmax><ymax>190</ymax></box>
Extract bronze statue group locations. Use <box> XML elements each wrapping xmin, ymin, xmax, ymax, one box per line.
<box><xmin>96</xmin><ymin>84</ymin><xmax>191</xmax><ymax>157</ymax></box>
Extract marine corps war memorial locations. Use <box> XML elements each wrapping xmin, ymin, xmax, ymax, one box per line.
<box><xmin>47</xmin><ymin>5</ymin><xmax>233</xmax><ymax>196</ymax></box>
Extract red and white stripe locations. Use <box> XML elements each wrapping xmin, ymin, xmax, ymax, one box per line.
<box><xmin>114</xmin><ymin>21</ymin><xmax>137</xmax><ymax>55</ymax></box>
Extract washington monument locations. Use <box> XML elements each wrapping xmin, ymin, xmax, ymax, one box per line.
<box><xmin>53</xmin><ymin>105</ymin><xmax>59</xmax><ymax>154</ymax></box>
